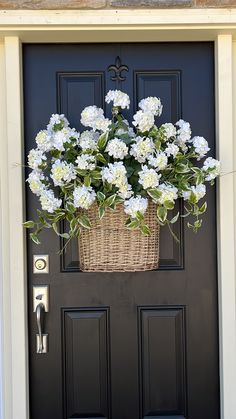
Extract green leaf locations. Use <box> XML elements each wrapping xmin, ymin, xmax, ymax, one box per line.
<box><xmin>97</xmin><ymin>132</ymin><xmax>108</xmax><ymax>150</ymax></box>
<box><xmin>189</xmin><ymin>192</ymin><xmax>198</xmax><ymax>205</ymax></box>
<box><xmin>136</xmin><ymin>211</ymin><xmax>144</xmax><ymax>222</ymax></box>
<box><xmin>60</xmin><ymin>233</ymin><xmax>70</xmax><ymax>239</ymax></box>
<box><xmin>66</xmin><ymin>203</ymin><xmax>76</xmax><ymax>213</ymax></box>
<box><xmin>98</xmin><ymin>206</ymin><xmax>105</xmax><ymax>219</ymax></box>
<box><xmin>126</xmin><ymin>219</ymin><xmax>140</xmax><ymax>229</ymax></box>
<box><xmin>96</xmin><ymin>153</ymin><xmax>107</xmax><ymax>164</ymax></box>
<box><xmin>97</xmin><ymin>191</ymin><xmax>106</xmax><ymax>202</ymax></box>
<box><xmin>164</xmin><ymin>200</ymin><xmax>174</xmax><ymax>210</ymax></box>
<box><xmin>175</xmin><ymin>163</ymin><xmax>190</xmax><ymax>174</ymax></box>
<box><xmin>29</xmin><ymin>233</ymin><xmax>40</xmax><ymax>245</ymax></box>
<box><xmin>84</xmin><ymin>175</ymin><xmax>91</xmax><ymax>187</ymax></box>
<box><xmin>91</xmin><ymin>169</ymin><xmax>102</xmax><ymax>180</ymax></box>
<box><xmin>170</xmin><ymin>212</ymin><xmax>180</xmax><ymax>224</ymax></box>
<box><xmin>78</xmin><ymin>214</ymin><xmax>91</xmax><ymax>229</ymax></box>
<box><xmin>23</xmin><ymin>220</ymin><xmax>35</xmax><ymax>228</ymax></box>
<box><xmin>199</xmin><ymin>201</ymin><xmax>207</xmax><ymax>214</ymax></box>
<box><xmin>154</xmin><ymin>139</ymin><xmax>161</xmax><ymax>150</ymax></box>
<box><xmin>157</xmin><ymin>206</ymin><xmax>167</xmax><ymax>223</ymax></box>
<box><xmin>140</xmin><ymin>224</ymin><xmax>151</xmax><ymax>236</ymax></box>
<box><xmin>147</xmin><ymin>188</ymin><xmax>162</xmax><ymax>202</ymax></box>
<box><xmin>105</xmin><ymin>194</ymin><xmax>117</xmax><ymax>207</ymax></box>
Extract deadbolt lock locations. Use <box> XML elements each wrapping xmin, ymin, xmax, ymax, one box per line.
<box><xmin>33</xmin><ymin>255</ymin><xmax>49</xmax><ymax>274</ymax></box>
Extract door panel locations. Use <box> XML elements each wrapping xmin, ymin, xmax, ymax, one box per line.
<box><xmin>24</xmin><ymin>43</ymin><xmax>219</xmax><ymax>419</ymax></box>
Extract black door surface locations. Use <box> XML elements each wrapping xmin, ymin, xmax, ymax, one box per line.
<box><xmin>24</xmin><ymin>43</ymin><xmax>219</xmax><ymax>419</ymax></box>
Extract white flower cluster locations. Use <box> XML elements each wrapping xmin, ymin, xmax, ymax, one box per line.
<box><xmin>138</xmin><ymin>165</ymin><xmax>161</xmax><ymax>190</ymax></box>
<box><xmin>28</xmin><ymin>149</ymin><xmax>46</xmax><ymax>170</ymax></box>
<box><xmin>132</xmin><ymin>110</ymin><xmax>155</xmax><ymax>133</ymax></box>
<box><xmin>51</xmin><ymin>159</ymin><xmax>76</xmax><ymax>186</ymax></box>
<box><xmin>182</xmin><ymin>184</ymin><xmax>206</xmax><ymax>202</ymax></box>
<box><xmin>39</xmin><ymin>189</ymin><xmax>62</xmax><ymax>213</ymax></box>
<box><xmin>105</xmin><ymin>90</ymin><xmax>130</xmax><ymax>109</ymax></box>
<box><xmin>157</xmin><ymin>183</ymin><xmax>178</xmax><ymax>205</ymax></box>
<box><xmin>73</xmin><ymin>185</ymin><xmax>96</xmax><ymax>209</ymax></box>
<box><xmin>203</xmin><ymin>157</ymin><xmax>220</xmax><ymax>181</ymax></box>
<box><xmin>162</xmin><ymin>123</ymin><xmax>176</xmax><ymax>140</ymax></box>
<box><xmin>102</xmin><ymin>162</ymin><xmax>132</xmax><ymax>199</ymax></box>
<box><xmin>124</xmin><ymin>196</ymin><xmax>148</xmax><ymax>219</ymax></box>
<box><xmin>176</xmin><ymin>119</ymin><xmax>191</xmax><ymax>151</ymax></box>
<box><xmin>147</xmin><ymin>153</ymin><xmax>168</xmax><ymax>171</ymax></box>
<box><xmin>139</xmin><ymin>97</ymin><xmax>163</xmax><ymax>116</ymax></box>
<box><xmin>130</xmin><ymin>136</ymin><xmax>155</xmax><ymax>163</ymax></box>
<box><xmin>47</xmin><ymin>113</ymin><xmax>69</xmax><ymax>132</ymax></box>
<box><xmin>191</xmin><ymin>136</ymin><xmax>210</xmax><ymax>160</ymax></box>
<box><xmin>27</xmin><ymin>171</ymin><xmax>46</xmax><ymax>196</ymax></box>
<box><xmin>79</xmin><ymin>130</ymin><xmax>99</xmax><ymax>151</ymax></box>
<box><xmin>81</xmin><ymin>105</ymin><xmax>110</xmax><ymax>132</ymax></box>
<box><xmin>132</xmin><ymin>96</ymin><xmax>162</xmax><ymax>133</ymax></box>
<box><xmin>105</xmin><ymin>138</ymin><xmax>128</xmax><ymax>159</ymax></box>
<box><xmin>76</xmin><ymin>154</ymin><xmax>96</xmax><ymax>171</ymax></box>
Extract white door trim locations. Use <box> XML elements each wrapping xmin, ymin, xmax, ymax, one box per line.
<box><xmin>0</xmin><ymin>10</ymin><xmax>236</xmax><ymax>419</ymax></box>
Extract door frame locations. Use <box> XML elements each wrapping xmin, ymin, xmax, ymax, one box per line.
<box><xmin>0</xmin><ymin>9</ymin><xmax>236</xmax><ymax>419</ymax></box>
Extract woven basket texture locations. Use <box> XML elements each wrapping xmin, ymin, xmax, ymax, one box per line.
<box><xmin>78</xmin><ymin>200</ymin><xmax>160</xmax><ymax>272</ymax></box>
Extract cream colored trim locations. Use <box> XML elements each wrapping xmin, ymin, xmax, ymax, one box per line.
<box><xmin>3</xmin><ymin>36</ymin><xmax>29</xmax><ymax>419</ymax></box>
<box><xmin>0</xmin><ymin>39</ymin><xmax>11</xmax><ymax>419</ymax></box>
<box><xmin>0</xmin><ymin>11</ymin><xmax>236</xmax><ymax>419</ymax></box>
<box><xmin>215</xmin><ymin>34</ymin><xmax>236</xmax><ymax>419</ymax></box>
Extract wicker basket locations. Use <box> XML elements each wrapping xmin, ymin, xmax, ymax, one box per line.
<box><xmin>78</xmin><ymin>200</ymin><xmax>160</xmax><ymax>272</ymax></box>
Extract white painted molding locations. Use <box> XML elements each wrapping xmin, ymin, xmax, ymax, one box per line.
<box><xmin>0</xmin><ymin>39</ymin><xmax>11</xmax><ymax>419</ymax></box>
<box><xmin>4</xmin><ymin>36</ymin><xmax>29</xmax><ymax>419</ymax></box>
<box><xmin>215</xmin><ymin>34</ymin><xmax>236</xmax><ymax>419</ymax></box>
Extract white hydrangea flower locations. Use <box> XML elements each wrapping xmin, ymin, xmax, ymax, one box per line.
<box><xmin>130</xmin><ymin>136</ymin><xmax>155</xmax><ymax>163</ymax></box>
<box><xmin>162</xmin><ymin>123</ymin><xmax>177</xmax><ymax>140</ymax></box>
<box><xmin>176</xmin><ymin>120</ymin><xmax>191</xmax><ymax>148</ymax></box>
<box><xmin>182</xmin><ymin>184</ymin><xmax>206</xmax><ymax>202</ymax></box>
<box><xmin>35</xmin><ymin>130</ymin><xmax>52</xmax><ymax>152</ymax></box>
<box><xmin>124</xmin><ymin>195</ymin><xmax>148</xmax><ymax>219</ymax></box>
<box><xmin>148</xmin><ymin>152</ymin><xmax>168</xmax><ymax>171</ymax></box>
<box><xmin>191</xmin><ymin>136</ymin><xmax>210</xmax><ymax>159</ymax></box>
<box><xmin>39</xmin><ymin>189</ymin><xmax>62</xmax><ymax>213</ymax></box>
<box><xmin>105</xmin><ymin>90</ymin><xmax>130</xmax><ymax>109</ymax></box>
<box><xmin>165</xmin><ymin>142</ymin><xmax>179</xmax><ymax>158</ymax></box>
<box><xmin>28</xmin><ymin>149</ymin><xmax>46</xmax><ymax>170</ymax></box>
<box><xmin>27</xmin><ymin>170</ymin><xmax>46</xmax><ymax>196</ymax></box>
<box><xmin>157</xmin><ymin>183</ymin><xmax>178</xmax><ymax>205</ymax></box>
<box><xmin>94</xmin><ymin>117</ymin><xmax>111</xmax><ymax>133</ymax></box>
<box><xmin>75</xmin><ymin>154</ymin><xmax>96</xmax><ymax>171</ymax></box>
<box><xmin>117</xmin><ymin>182</ymin><xmax>133</xmax><ymax>200</ymax></box>
<box><xmin>51</xmin><ymin>159</ymin><xmax>76</xmax><ymax>186</ymax></box>
<box><xmin>51</xmin><ymin>127</ymin><xmax>74</xmax><ymax>151</ymax></box>
<box><xmin>73</xmin><ymin>185</ymin><xmax>96</xmax><ymax>209</ymax></box>
<box><xmin>47</xmin><ymin>114</ymin><xmax>69</xmax><ymax>132</ymax></box>
<box><xmin>105</xmin><ymin>138</ymin><xmax>128</xmax><ymax>159</ymax></box>
<box><xmin>81</xmin><ymin>105</ymin><xmax>110</xmax><ymax>132</ymax></box>
<box><xmin>203</xmin><ymin>157</ymin><xmax>220</xmax><ymax>181</ymax></box>
<box><xmin>102</xmin><ymin>161</ymin><xmax>127</xmax><ymax>188</ymax></box>
<box><xmin>132</xmin><ymin>110</ymin><xmax>155</xmax><ymax>133</ymax></box>
<box><xmin>79</xmin><ymin>130</ymin><xmax>99</xmax><ymax>150</ymax></box>
<box><xmin>138</xmin><ymin>165</ymin><xmax>161</xmax><ymax>190</ymax></box>
<box><xmin>138</xmin><ymin>97</ymin><xmax>163</xmax><ymax>116</ymax></box>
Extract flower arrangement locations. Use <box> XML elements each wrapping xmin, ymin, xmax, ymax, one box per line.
<box><xmin>24</xmin><ymin>90</ymin><xmax>220</xmax><ymax>248</ymax></box>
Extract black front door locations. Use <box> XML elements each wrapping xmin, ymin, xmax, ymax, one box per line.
<box><xmin>24</xmin><ymin>43</ymin><xmax>219</xmax><ymax>419</ymax></box>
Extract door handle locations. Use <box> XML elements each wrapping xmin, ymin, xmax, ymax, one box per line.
<box><xmin>36</xmin><ymin>303</ymin><xmax>45</xmax><ymax>353</ymax></box>
<box><xmin>33</xmin><ymin>286</ymin><xmax>49</xmax><ymax>354</ymax></box>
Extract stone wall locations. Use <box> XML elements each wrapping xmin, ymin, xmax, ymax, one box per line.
<box><xmin>0</xmin><ymin>0</ymin><xmax>235</xmax><ymax>9</ymax></box>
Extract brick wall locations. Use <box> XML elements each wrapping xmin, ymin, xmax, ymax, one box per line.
<box><xmin>0</xmin><ymin>0</ymin><xmax>235</xmax><ymax>9</ymax></box>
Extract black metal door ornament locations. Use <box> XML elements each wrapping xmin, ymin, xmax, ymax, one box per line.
<box><xmin>108</xmin><ymin>56</ymin><xmax>129</xmax><ymax>82</ymax></box>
